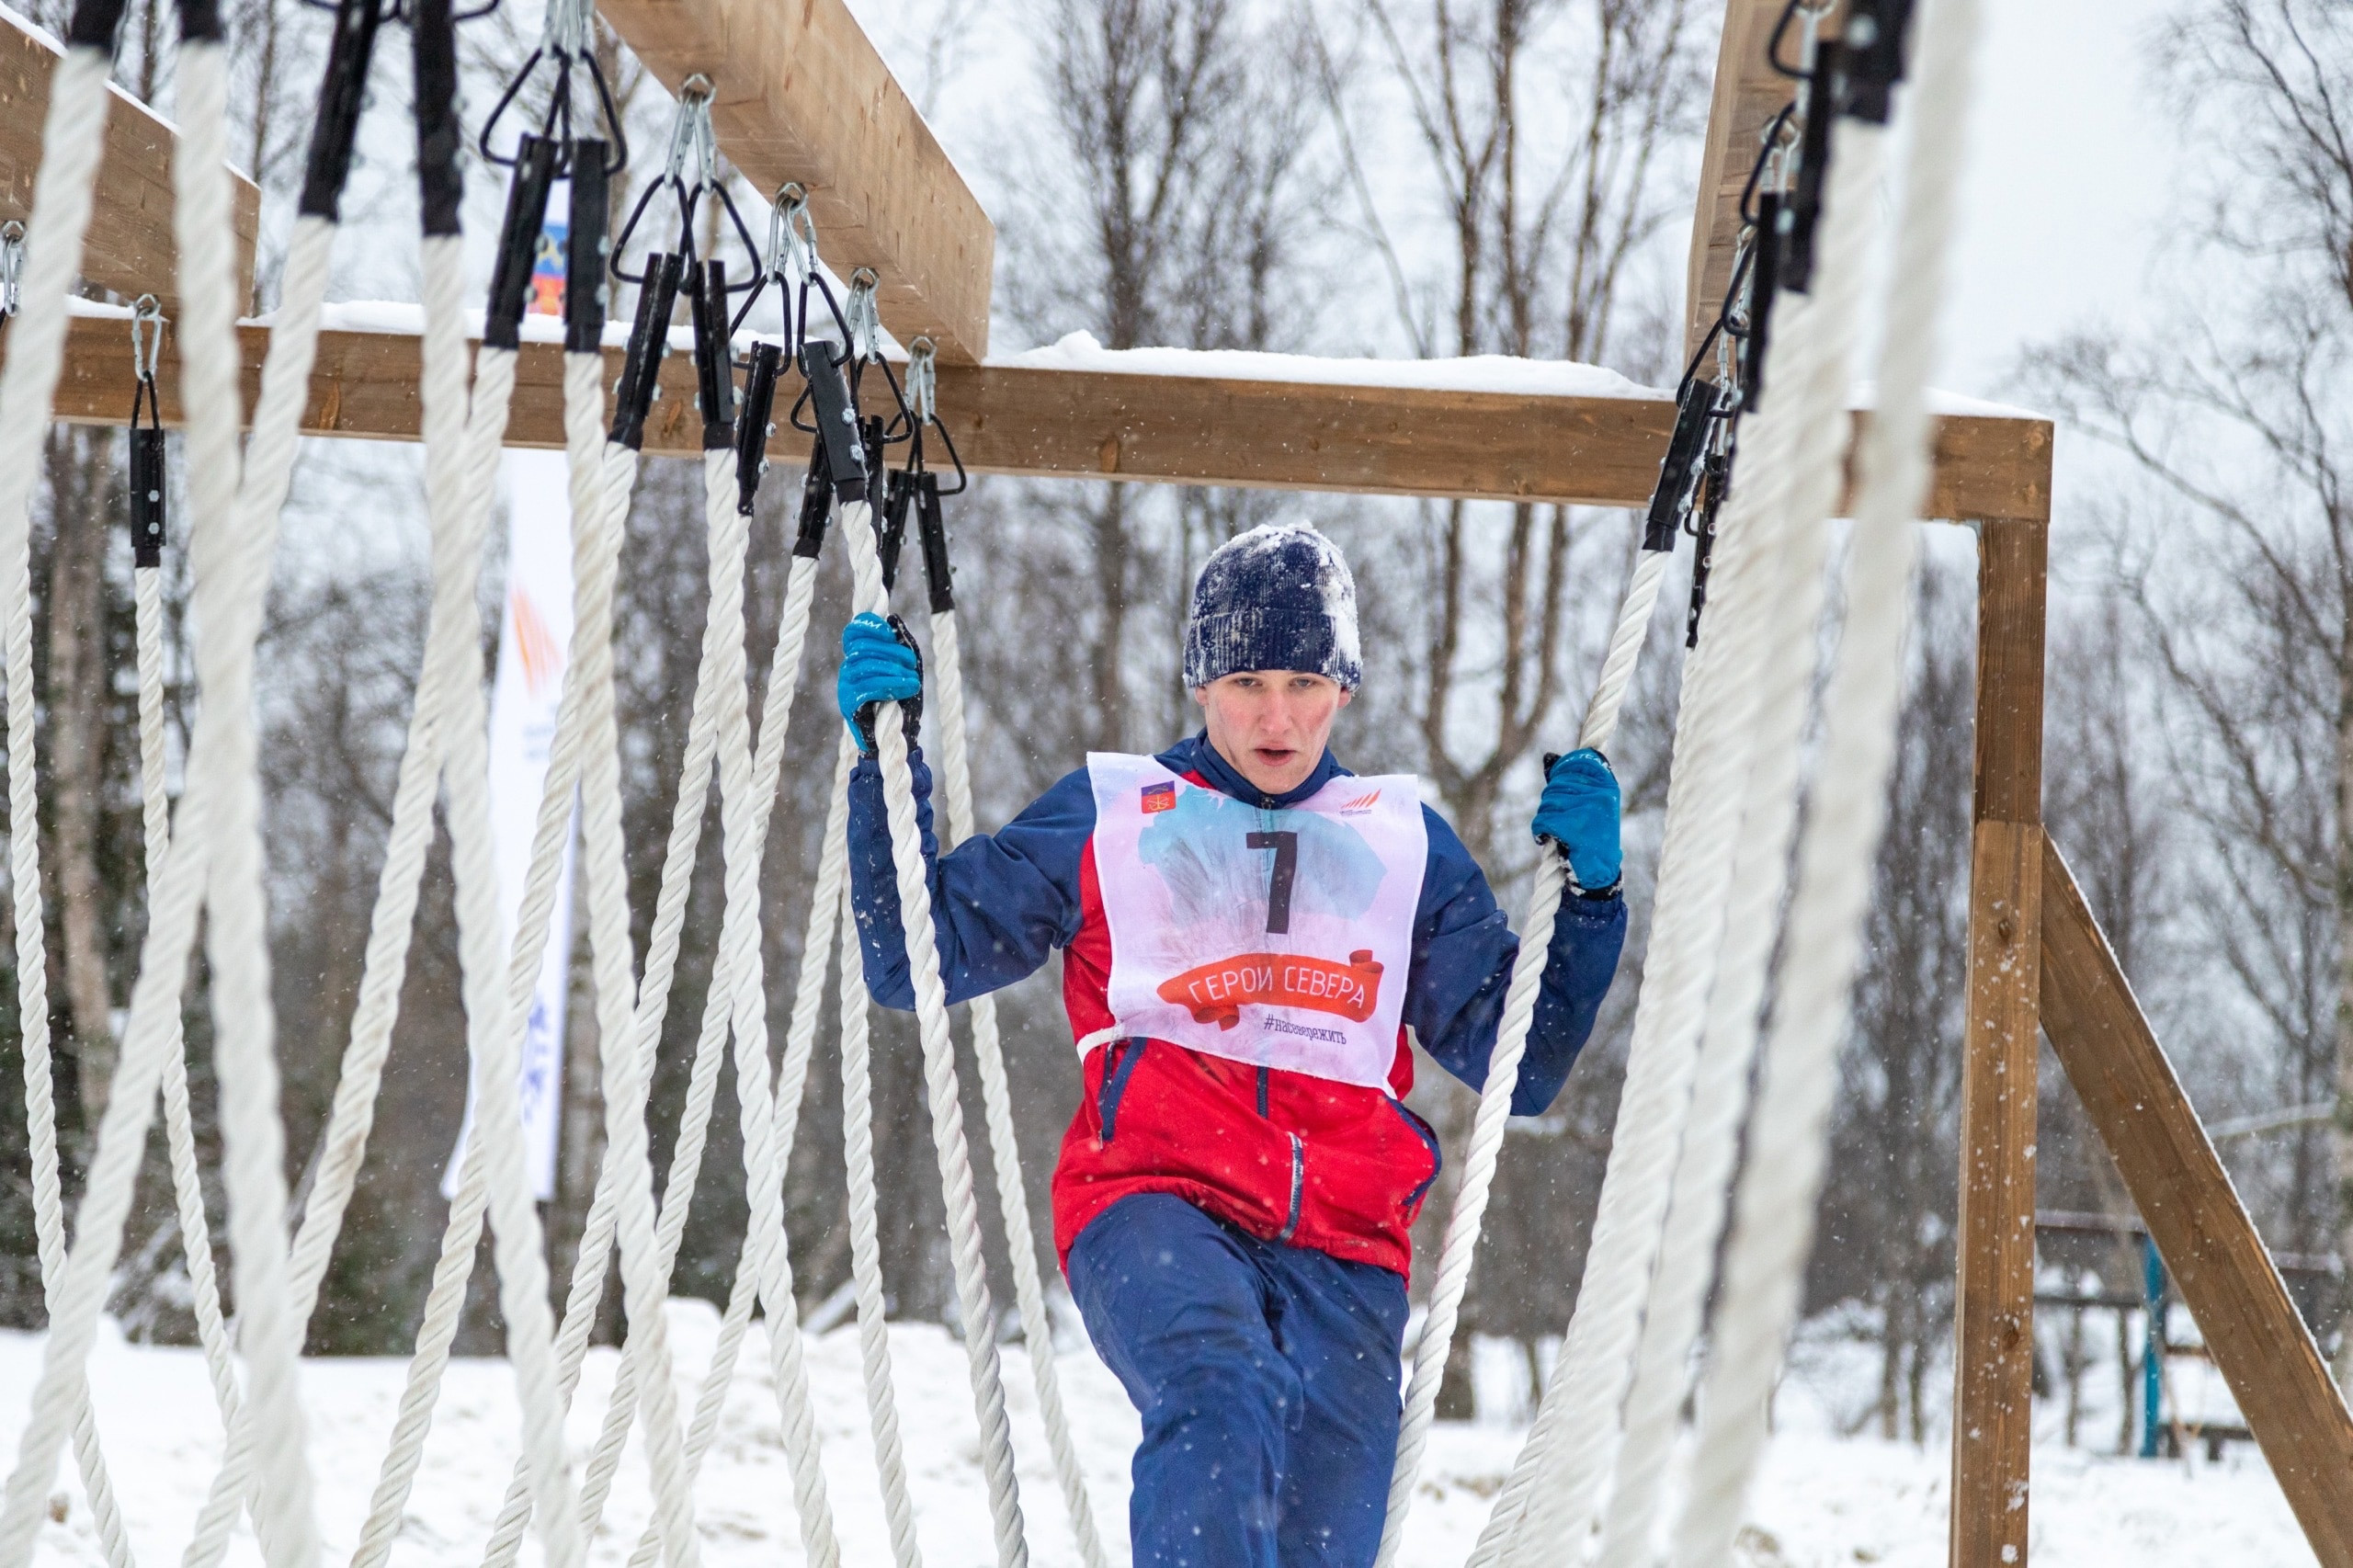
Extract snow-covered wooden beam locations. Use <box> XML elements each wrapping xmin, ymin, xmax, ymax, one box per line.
<box><xmin>0</xmin><ymin>6</ymin><xmax>260</xmax><ymax>306</ymax></box>
<box><xmin>35</xmin><ymin>311</ymin><xmax>2051</xmax><ymax>518</ymax></box>
<box><xmin>594</xmin><ymin>0</ymin><xmax>995</xmax><ymax>363</ymax></box>
<box><xmin>1682</xmin><ymin>0</ymin><xmax>1805</xmax><ymax>365</ymax></box>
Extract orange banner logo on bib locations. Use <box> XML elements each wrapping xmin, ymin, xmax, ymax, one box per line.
<box><xmin>1157</xmin><ymin>949</ymin><xmax>1385</xmax><ymax>1030</ymax></box>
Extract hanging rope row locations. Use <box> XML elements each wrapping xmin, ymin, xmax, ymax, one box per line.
<box><xmin>0</xmin><ymin>0</ymin><xmax>1977</xmax><ymax>1559</ymax></box>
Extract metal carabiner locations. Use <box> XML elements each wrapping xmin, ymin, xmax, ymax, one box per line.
<box><xmin>0</xmin><ymin>222</ymin><xmax>26</xmax><ymax>320</ymax></box>
<box><xmin>846</xmin><ymin>267</ymin><xmax>883</xmax><ymax>363</ymax></box>
<box><xmin>664</xmin><ymin>74</ymin><xmax>720</xmax><ymax>198</ymax></box>
<box><xmin>131</xmin><ymin>294</ymin><xmax>165</xmax><ymax>386</ymax></box>
<box><xmin>767</xmin><ymin>183</ymin><xmax>820</xmax><ymax>288</ymax></box>
<box><xmin>906</xmin><ymin>336</ymin><xmax>938</xmax><ymax>427</ymax></box>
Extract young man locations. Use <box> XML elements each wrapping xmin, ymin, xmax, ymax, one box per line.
<box><xmin>841</xmin><ymin>522</ymin><xmax>1627</xmax><ymax>1568</ymax></box>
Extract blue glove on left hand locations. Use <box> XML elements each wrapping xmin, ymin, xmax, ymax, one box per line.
<box><xmin>1532</xmin><ymin>747</ymin><xmax>1622</xmax><ymax>894</ymax></box>
<box><xmin>838</xmin><ymin>611</ymin><xmax>923</xmax><ymax>754</ymax></box>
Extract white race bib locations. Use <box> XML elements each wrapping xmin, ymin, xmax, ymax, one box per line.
<box><xmin>1086</xmin><ymin>752</ymin><xmax>1427</xmax><ymax>1088</ymax></box>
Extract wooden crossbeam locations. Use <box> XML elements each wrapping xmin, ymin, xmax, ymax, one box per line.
<box><xmin>1683</xmin><ymin>0</ymin><xmax>1809</xmax><ymax>364</ymax></box>
<box><xmin>0</xmin><ymin>11</ymin><xmax>259</xmax><ymax>306</ymax></box>
<box><xmin>2039</xmin><ymin>831</ymin><xmax>2353</xmax><ymax>1568</ymax></box>
<box><xmin>37</xmin><ymin>315</ymin><xmax>2052</xmax><ymax>517</ymax></box>
<box><xmin>594</xmin><ymin>0</ymin><xmax>994</xmax><ymax>364</ymax></box>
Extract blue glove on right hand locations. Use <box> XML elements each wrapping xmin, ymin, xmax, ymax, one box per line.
<box><xmin>838</xmin><ymin>611</ymin><xmax>923</xmax><ymax>754</ymax></box>
<box><xmin>1532</xmin><ymin>748</ymin><xmax>1622</xmax><ymax>894</ymax></box>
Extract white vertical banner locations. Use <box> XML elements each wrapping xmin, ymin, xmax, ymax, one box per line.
<box><xmin>445</xmin><ymin>447</ymin><xmax>579</xmax><ymax>1200</ymax></box>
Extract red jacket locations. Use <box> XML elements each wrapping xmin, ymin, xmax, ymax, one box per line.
<box><xmin>847</xmin><ymin>734</ymin><xmax>1626</xmax><ymax>1277</ymax></box>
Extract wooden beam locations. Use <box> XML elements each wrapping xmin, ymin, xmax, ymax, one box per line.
<box><xmin>1683</xmin><ymin>0</ymin><xmax>1813</xmax><ymax>364</ymax></box>
<box><xmin>2038</xmin><ymin>831</ymin><xmax>2353</xmax><ymax>1568</ymax></box>
<box><xmin>39</xmin><ymin>315</ymin><xmax>2054</xmax><ymax>517</ymax></box>
<box><xmin>0</xmin><ymin>11</ymin><xmax>260</xmax><ymax>307</ymax></box>
<box><xmin>1951</xmin><ymin>512</ymin><xmax>2048</xmax><ymax>1568</ymax></box>
<box><xmin>593</xmin><ymin>0</ymin><xmax>994</xmax><ymax>364</ymax></box>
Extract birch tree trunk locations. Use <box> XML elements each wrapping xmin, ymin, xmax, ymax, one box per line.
<box><xmin>2333</xmin><ymin>635</ymin><xmax>2353</xmax><ymax>1389</ymax></box>
<box><xmin>46</xmin><ymin>430</ymin><xmax>117</xmax><ymax>1133</ymax></box>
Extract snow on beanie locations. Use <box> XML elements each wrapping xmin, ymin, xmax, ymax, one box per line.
<box><xmin>1183</xmin><ymin>522</ymin><xmax>1363</xmax><ymax>691</ymax></box>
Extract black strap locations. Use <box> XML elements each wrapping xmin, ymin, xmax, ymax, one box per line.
<box><xmin>130</xmin><ymin>371</ymin><xmax>165</xmax><ymax>568</ymax></box>
<box><xmin>411</xmin><ymin>0</ymin><xmax>461</xmax><ymax>237</ymax></box>
<box><xmin>298</xmin><ymin>0</ymin><xmax>387</xmax><ymax>222</ymax></box>
<box><xmin>565</xmin><ymin>142</ymin><xmax>610</xmax><ymax>353</ymax></box>
<box><xmin>66</xmin><ymin>0</ymin><xmax>130</xmax><ymax>48</ymax></box>
<box><xmin>690</xmin><ymin>258</ymin><xmax>736</xmax><ymax>450</ymax></box>
<box><xmin>609</xmin><ymin>252</ymin><xmax>682</xmax><ymax>449</ymax></box>
<box><xmin>915</xmin><ymin>472</ymin><xmax>954</xmax><ymax>614</ymax></box>
<box><xmin>799</xmin><ymin>340</ymin><xmax>869</xmax><ymax>504</ymax></box>
<box><xmin>736</xmin><ymin>341</ymin><xmax>783</xmax><ymax>517</ymax></box>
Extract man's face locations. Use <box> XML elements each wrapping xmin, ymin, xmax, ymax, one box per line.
<box><xmin>1195</xmin><ymin>671</ymin><xmax>1352</xmax><ymax>795</ymax></box>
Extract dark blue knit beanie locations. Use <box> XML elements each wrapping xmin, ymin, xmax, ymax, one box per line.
<box><xmin>1183</xmin><ymin>522</ymin><xmax>1363</xmax><ymax>690</ymax></box>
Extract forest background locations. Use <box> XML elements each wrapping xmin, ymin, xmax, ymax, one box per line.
<box><xmin>0</xmin><ymin>0</ymin><xmax>2346</xmax><ymax>1456</ymax></box>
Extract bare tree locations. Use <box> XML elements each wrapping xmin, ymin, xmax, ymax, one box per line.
<box><xmin>2018</xmin><ymin>0</ymin><xmax>2353</xmax><ymax>1380</ymax></box>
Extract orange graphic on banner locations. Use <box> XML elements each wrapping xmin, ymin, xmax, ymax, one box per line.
<box><xmin>1157</xmin><ymin>949</ymin><xmax>1384</xmax><ymax>1030</ymax></box>
<box><xmin>510</xmin><ymin>586</ymin><xmax>562</xmax><ymax>699</ymax></box>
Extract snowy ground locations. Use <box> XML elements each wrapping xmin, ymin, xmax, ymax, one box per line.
<box><xmin>0</xmin><ymin>1302</ymin><xmax>2316</xmax><ymax>1568</ymax></box>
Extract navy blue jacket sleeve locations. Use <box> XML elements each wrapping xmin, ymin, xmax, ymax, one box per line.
<box><xmin>847</xmin><ymin>749</ymin><xmax>1097</xmax><ymax>1009</ymax></box>
<box><xmin>1404</xmin><ymin>806</ymin><xmax>1628</xmax><ymax>1116</ymax></box>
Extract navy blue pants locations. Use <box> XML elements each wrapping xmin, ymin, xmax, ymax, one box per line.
<box><xmin>1066</xmin><ymin>1194</ymin><xmax>1411</xmax><ymax>1568</ymax></box>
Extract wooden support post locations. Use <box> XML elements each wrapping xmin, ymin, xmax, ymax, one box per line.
<box><xmin>2039</xmin><ymin>832</ymin><xmax>2353</xmax><ymax>1567</ymax></box>
<box><xmin>1952</xmin><ymin>511</ymin><xmax>2048</xmax><ymax>1566</ymax></box>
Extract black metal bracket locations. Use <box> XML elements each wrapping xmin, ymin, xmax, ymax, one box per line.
<box><xmin>483</xmin><ymin>134</ymin><xmax>559</xmax><ymax>349</ymax></box>
<box><xmin>690</xmin><ymin>257</ymin><xmax>736</xmax><ymax>449</ymax></box>
<box><xmin>609</xmin><ymin>251</ymin><xmax>682</xmax><ymax>449</ymax></box>
<box><xmin>792</xmin><ymin>437</ymin><xmax>832</xmax><ymax>560</ymax></box>
<box><xmin>298</xmin><ymin>0</ymin><xmax>387</xmax><ymax>222</ymax></box>
<box><xmin>1643</xmin><ymin>380</ymin><xmax>1714</xmax><ymax>553</ymax></box>
<box><xmin>1836</xmin><ymin>0</ymin><xmax>1915</xmax><ymax>124</ymax></box>
<box><xmin>735</xmin><ymin>340</ymin><xmax>782</xmax><ymax>516</ymax></box>
<box><xmin>411</xmin><ymin>0</ymin><xmax>460</xmax><ymax>236</ymax></box>
<box><xmin>799</xmin><ymin>339</ymin><xmax>869</xmax><ymax>504</ymax></box>
<box><xmin>565</xmin><ymin>142</ymin><xmax>610</xmax><ymax>352</ymax></box>
<box><xmin>915</xmin><ymin>472</ymin><xmax>954</xmax><ymax>614</ymax></box>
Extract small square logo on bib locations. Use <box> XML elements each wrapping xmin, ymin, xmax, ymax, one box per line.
<box><xmin>1140</xmin><ymin>781</ymin><xmax>1177</xmax><ymax>813</ymax></box>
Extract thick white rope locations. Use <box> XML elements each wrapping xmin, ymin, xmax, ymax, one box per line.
<box><xmin>1670</xmin><ymin>4</ymin><xmax>1976</xmax><ymax>1556</ymax></box>
<box><xmin>839</xmin><ymin>506</ymin><xmax>1028</xmax><ymax>1568</ymax></box>
<box><xmin>342</xmin><ymin>358</ymin><xmax>620</xmax><ymax>1568</ymax></box>
<box><xmin>483</xmin><ymin>438</ymin><xmax>760</xmax><ymax>1568</ymax></box>
<box><xmin>1578</xmin><ymin>549</ymin><xmax>1674</xmax><ymax>756</ymax></box>
<box><xmin>578</xmin><ymin>548</ymin><xmax>842</xmax><ymax>1568</ymax></box>
<box><xmin>1591</xmin><ymin>133</ymin><xmax>1885</xmax><ymax>1568</ymax></box>
<box><xmin>189</xmin><ymin>332</ymin><xmax>517</xmax><ymax>1568</ymax></box>
<box><xmin>0</xmin><ymin>43</ymin><xmax>136</xmax><ymax>1568</ymax></box>
<box><xmin>563</xmin><ymin>454</ymin><xmax>843</xmax><ymax>1568</ymax></box>
<box><xmin>835</xmin><ymin>741</ymin><xmax>924</xmax><ymax>1568</ymax></box>
<box><xmin>416</xmin><ymin>233</ymin><xmax>585</xmax><ymax>1568</ymax></box>
<box><xmin>136</xmin><ymin>562</ymin><xmax>240</xmax><ymax>1429</ymax></box>
<box><xmin>172</xmin><ymin>43</ymin><xmax>318</xmax><ymax>1568</ymax></box>
<box><xmin>926</xmin><ymin>605</ymin><xmax>1110</xmax><ymax>1568</ymax></box>
<box><xmin>4</xmin><ymin>187</ymin><xmax>335</xmax><ymax>1568</ymax></box>
<box><xmin>1375</xmin><ymin>534</ymin><xmax>1673</xmax><ymax>1568</ymax></box>
<box><xmin>1465</xmin><ymin>236</ymin><xmax>1848</xmax><ymax>1568</ymax></box>
<box><xmin>623</xmin><ymin>620</ymin><xmax>848</xmax><ymax>1568</ymax></box>
<box><xmin>556</xmin><ymin>358</ymin><xmax>702</xmax><ymax>1568</ymax></box>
